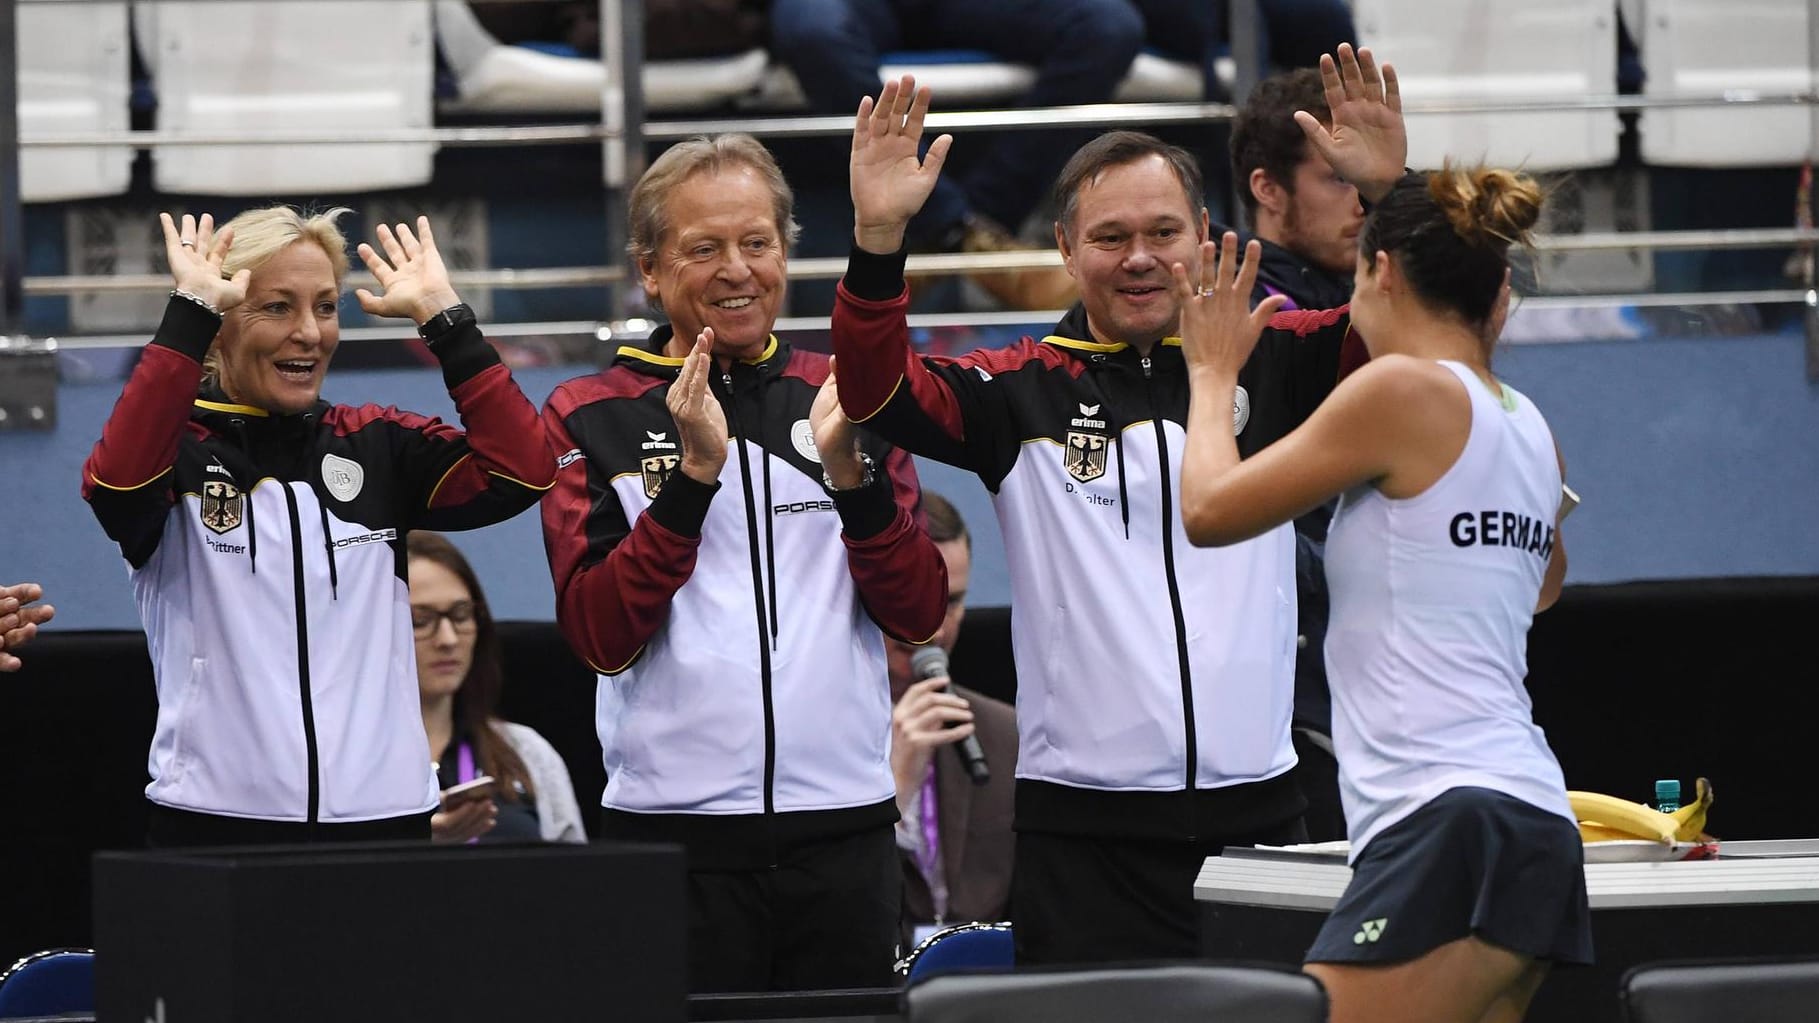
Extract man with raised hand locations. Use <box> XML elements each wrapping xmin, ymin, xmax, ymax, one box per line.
<box><xmin>831</xmin><ymin>48</ymin><xmax>1409</xmax><ymax>963</ymax></box>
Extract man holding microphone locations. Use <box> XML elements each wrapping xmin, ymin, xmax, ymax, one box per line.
<box><xmin>884</xmin><ymin>492</ymin><xmax>1017</xmax><ymax>947</ymax></box>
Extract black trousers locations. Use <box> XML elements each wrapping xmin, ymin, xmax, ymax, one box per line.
<box><xmin>147</xmin><ymin>802</ymin><xmax>433</xmax><ymax>848</ymax></box>
<box><xmin>1011</xmin><ymin>815</ymin><xmax>1308</xmax><ymax>965</ymax></box>
<box><xmin>684</xmin><ymin>825</ymin><xmax>900</xmax><ymax>993</ymax></box>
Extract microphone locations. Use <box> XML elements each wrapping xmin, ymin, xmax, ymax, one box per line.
<box><xmin>910</xmin><ymin>646</ymin><xmax>990</xmax><ymax>786</ymax></box>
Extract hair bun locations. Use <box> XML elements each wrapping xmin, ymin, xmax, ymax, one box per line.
<box><xmin>1428</xmin><ymin>164</ymin><xmax>1542</xmax><ymax>248</ymax></box>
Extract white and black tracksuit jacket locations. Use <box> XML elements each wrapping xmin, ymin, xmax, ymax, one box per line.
<box><xmin>834</xmin><ymin>246</ymin><xmax>1356</xmax><ymax>843</ymax></box>
<box><xmin>83</xmin><ymin>297</ymin><xmax>555</xmax><ymax>824</ymax></box>
<box><xmin>541</xmin><ymin>328</ymin><xmax>948</xmax><ymax>867</ymax></box>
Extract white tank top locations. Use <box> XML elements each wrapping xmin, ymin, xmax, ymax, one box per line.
<box><xmin>1323</xmin><ymin>360</ymin><xmax>1574</xmax><ymax>860</ymax></box>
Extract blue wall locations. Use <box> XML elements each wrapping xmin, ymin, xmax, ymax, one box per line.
<box><xmin>6</xmin><ymin>328</ymin><xmax>1817</xmax><ymax>631</ymax></box>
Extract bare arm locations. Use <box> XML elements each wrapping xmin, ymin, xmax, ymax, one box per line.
<box><xmin>1537</xmin><ymin>445</ymin><xmax>1570</xmax><ymax>612</ymax></box>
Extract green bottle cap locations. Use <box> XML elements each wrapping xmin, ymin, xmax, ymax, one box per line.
<box><xmin>1655</xmin><ymin>779</ymin><xmax>1682</xmax><ymax>803</ymax></box>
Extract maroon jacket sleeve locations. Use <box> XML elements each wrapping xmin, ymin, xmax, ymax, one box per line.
<box><xmin>405</xmin><ymin>323</ymin><xmax>556</xmax><ymax>530</ymax></box>
<box><xmin>833</xmin><ymin>246</ymin><xmax>1039</xmax><ymax>488</ymax></box>
<box><xmin>539</xmin><ymin>388</ymin><xmax>716</xmax><ymax>675</ymax></box>
<box><xmin>82</xmin><ymin>297</ymin><xmax>220</xmax><ymax>566</ymax></box>
<box><xmin>834</xmin><ymin>444</ymin><xmax>948</xmax><ymax>645</ymax></box>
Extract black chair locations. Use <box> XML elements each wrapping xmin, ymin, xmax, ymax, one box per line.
<box><xmin>1621</xmin><ymin>957</ymin><xmax>1819</xmax><ymax>1023</ymax></box>
<box><xmin>904</xmin><ymin>962</ymin><xmax>1326</xmax><ymax>1023</ymax></box>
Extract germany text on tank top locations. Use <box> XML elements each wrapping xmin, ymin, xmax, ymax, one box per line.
<box><xmin>1323</xmin><ymin>359</ymin><xmax>1574</xmax><ymax>861</ymax></box>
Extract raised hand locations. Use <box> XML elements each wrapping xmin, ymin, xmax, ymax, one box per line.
<box><xmin>668</xmin><ymin>328</ymin><xmax>729</xmax><ymax>484</ymax></box>
<box><xmin>0</xmin><ymin>582</ymin><xmax>55</xmax><ymax>672</ymax></box>
<box><xmin>810</xmin><ymin>356</ymin><xmax>865</xmax><ymax>488</ymax></box>
<box><xmin>851</xmin><ymin>74</ymin><xmax>954</xmax><ymax>254</ymax></box>
<box><xmin>1295</xmin><ymin>43</ymin><xmax>1408</xmax><ymax>204</ymax></box>
<box><xmin>160</xmin><ymin>212</ymin><xmax>249</xmax><ymax>313</ymax></box>
<box><xmin>355</xmin><ymin>215</ymin><xmax>463</xmax><ymax>325</ymax></box>
<box><xmin>1175</xmin><ymin>233</ymin><xmax>1288</xmax><ymax>380</ymax></box>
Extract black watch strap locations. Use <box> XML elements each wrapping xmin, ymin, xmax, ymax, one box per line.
<box><xmin>417</xmin><ymin>303</ymin><xmax>476</xmax><ymax>343</ymax></box>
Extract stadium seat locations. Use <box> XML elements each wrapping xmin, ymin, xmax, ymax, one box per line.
<box><xmin>1635</xmin><ymin>0</ymin><xmax>1810</xmax><ymax>166</ymax></box>
<box><xmin>0</xmin><ymin>948</ymin><xmax>95</xmax><ymax>1018</ymax></box>
<box><xmin>1354</xmin><ymin>0</ymin><xmax>1620</xmax><ymax>171</ymax></box>
<box><xmin>16</xmin><ymin>0</ymin><xmax>132</xmax><ymax>202</ymax></box>
<box><xmin>1622</xmin><ymin>957</ymin><xmax>1819</xmax><ymax>1023</ymax></box>
<box><xmin>905</xmin><ymin>961</ymin><xmax>1327</xmax><ymax>1023</ymax></box>
<box><xmin>135</xmin><ymin>1</ymin><xmax>437</xmax><ymax>195</ymax></box>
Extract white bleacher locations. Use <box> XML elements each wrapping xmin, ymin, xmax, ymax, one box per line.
<box><xmin>1637</xmin><ymin>0</ymin><xmax>1811</xmax><ymax>167</ymax></box>
<box><xmin>17</xmin><ymin>0</ymin><xmax>132</xmax><ymax>202</ymax></box>
<box><xmin>436</xmin><ymin>6</ymin><xmax>1222</xmax><ymax>120</ymax></box>
<box><xmin>135</xmin><ymin>1</ymin><xmax>437</xmax><ymax>196</ymax></box>
<box><xmin>1354</xmin><ymin>0</ymin><xmax>1620</xmax><ymax>171</ymax></box>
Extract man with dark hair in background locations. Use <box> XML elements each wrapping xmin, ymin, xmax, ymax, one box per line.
<box><xmin>1228</xmin><ymin>66</ymin><xmax>1372</xmax><ymax>842</ymax></box>
<box><xmin>884</xmin><ymin>492</ymin><xmax>1017</xmax><ymax>949</ymax></box>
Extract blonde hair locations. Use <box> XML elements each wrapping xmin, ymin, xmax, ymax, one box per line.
<box><xmin>627</xmin><ymin>134</ymin><xmax>800</xmax><ymax>265</ymax></box>
<box><xmin>203</xmin><ymin>205</ymin><xmax>352</xmax><ymax>381</ymax></box>
<box><xmin>1427</xmin><ymin>165</ymin><xmax>1543</xmax><ymax>248</ymax></box>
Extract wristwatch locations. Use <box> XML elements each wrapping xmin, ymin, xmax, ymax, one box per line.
<box><xmin>417</xmin><ymin>303</ymin><xmax>476</xmax><ymax>343</ymax></box>
<box><xmin>822</xmin><ymin>451</ymin><xmax>877</xmax><ymax>492</ymax></box>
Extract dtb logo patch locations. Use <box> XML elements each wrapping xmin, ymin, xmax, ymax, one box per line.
<box><xmin>321</xmin><ymin>453</ymin><xmax>364</xmax><ymax>502</ymax></box>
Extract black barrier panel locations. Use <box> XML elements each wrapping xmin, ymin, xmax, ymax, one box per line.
<box><xmin>93</xmin><ymin>841</ymin><xmax>685</xmax><ymax>1023</ymax></box>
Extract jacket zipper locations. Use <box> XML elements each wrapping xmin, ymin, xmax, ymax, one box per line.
<box><xmin>280</xmin><ymin>483</ymin><xmax>322</xmax><ymax>829</ymax></box>
<box><xmin>720</xmin><ymin>368</ymin><xmax>779</xmax><ymax>857</ymax></box>
<box><xmin>1142</xmin><ymin>355</ymin><xmax>1198</xmax><ymax>840</ymax></box>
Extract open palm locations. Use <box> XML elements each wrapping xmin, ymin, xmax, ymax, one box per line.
<box><xmin>851</xmin><ymin>74</ymin><xmax>953</xmax><ymax>253</ymax></box>
<box><xmin>1296</xmin><ymin>43</ymin><xmax>1408</xmax><ymax>202</ymax></box>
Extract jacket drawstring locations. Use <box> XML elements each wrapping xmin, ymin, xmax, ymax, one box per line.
<box><xmin>1113</xmin><ymin>416</ymin><xmax>1131</xmax><ymax>540</ymax></box>
<box><xmin>758</xmin><ymin>373</ymin><xmax>780</xmax><ymax>649</ymax></box>
<box><xmin>231</xmin><ymin>418</ymin><xmax>259</xmax><ymax>574</ymax></box>
<box><xmin>315</xmin><ymin>498</ymin><xmax>340</xmax><ymax>599</ymax></box>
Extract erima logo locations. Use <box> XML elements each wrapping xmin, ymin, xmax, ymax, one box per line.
<box><xmin>1353</xmin><ymin>918</ymin><xmax>1387</xmax><ymax>944</ymax></box>
<box><xmin>556</xmin><ymin>448</ymin><xmax>585</xmax><ymax>469</ymax></box>
<box><xmin>641</xmin><ymin>431</ymin><xmax>677</xmax><ymax>451</ymax></box>
<box><xmin>1079</xmin><ymin>402</ymin><xmax>1100</xmax><ymax>417</ymax></box>
<box><xmin>974</xmin><ymin>366</ymin><xmax>993</xmax><ymax>382</ymax></box>
<box><xmin>205</xmin><ymin>463</ymin><xmax>232</xmax><ymax>476</ymax></box>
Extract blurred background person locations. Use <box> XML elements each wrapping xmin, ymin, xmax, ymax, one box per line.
<box><xmin>1228</xmin><ymin>64</ymin><xmax>1368</xmax><ymax>842</ymax></box>
<box><xmin>83</xmin><ymin>209</ymin><xmax>554</xmax><ymax>847</ymax></box>
<box><xmin>885</xmin><ymin>492</ymin><xmax>1016</xmax><ymax>948</ymax></box>
<box><xmin>410</xmin><ymin>531</ymin><xmax>585</xmax><ymax>844</ymax></box>
<box><xmin>767</xmin><ymin>0</ymin><xmax>1147</xmax><ymax>310</ymax></box>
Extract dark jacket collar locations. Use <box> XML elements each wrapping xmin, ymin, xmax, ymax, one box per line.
<box><xmin>1041</xmin><ymin>303</ymin><xmax>1185</xmax><ymax>370</ymax></box>
<box><xmin>613</xmin><ymin>323</ymin><xmax>791</xmax><ymax>383</ymax></box>
<box><xmin>1253</xmin><ymin>236</ymin><xmax>1353</xmax><ymax>311</ymax></box>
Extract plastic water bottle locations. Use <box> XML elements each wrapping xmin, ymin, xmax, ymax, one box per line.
<box><xmin>1654</xmin><ymin>779</ymin><xmax>1682</xmax><ymax>814</ymax></box>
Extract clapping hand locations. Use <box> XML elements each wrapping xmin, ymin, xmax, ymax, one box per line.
<box><xmin>1295</xmin><ymin>43</ymin><xmax>1408</xmax><ymax>205</ymax></box>
<box><xmin>160</xmin><ymin>212</ymin><xmax>249</xmax><ymax>314</ymax></box>
<box><xmin>1175</xmin><ymin>233</ymin><xmax>1287</xmax><ymax>380</ymax></box>
<box><xmin>851</xmin><ymin>74</ymin><xmax>953</xmax><ymax>254</ymax></box>
<box><xmin>355</xmin><ymin>216</ymin><xmax>464</xmax><ymax>326</ymax></box>
<box><xmin>810</xmin><ymin>357</ymin><xmax>866</xmax><ymax>489</ymax></box>
<box><xmin>668</xmin><ymin>328</ymin><xmax>729</xmax><ymax>484</ymax></box>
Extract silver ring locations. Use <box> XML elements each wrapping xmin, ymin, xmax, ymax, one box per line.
<box><xmin>180</xmin><ymin>240</ymin><xmax>196</xmax><ymax>248</ymax></box>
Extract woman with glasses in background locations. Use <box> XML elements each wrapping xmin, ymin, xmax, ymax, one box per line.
<box><xmin>410</xmin><ymin>531</ymin><xmax>585</xmax><ymax>844</ymax></box>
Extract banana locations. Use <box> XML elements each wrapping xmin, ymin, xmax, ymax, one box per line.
<box><xmin>1568</xmin><ymin>790</ymin><xmax>1678</xmax><ymax>844</ymax></box>
<box><xmin>1669</xmin><ymin>777</ymin><xmax>1714</xmax><ymax>842</ymax></box>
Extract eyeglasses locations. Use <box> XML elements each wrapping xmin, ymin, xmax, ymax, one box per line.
<box><xmin>411</xmin><ymin>601</ymin><xmax>477</xmax><ymax>637</ymax></box>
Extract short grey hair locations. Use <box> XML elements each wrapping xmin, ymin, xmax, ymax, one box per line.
<box><xmin>627</xmin><ymin>134</ymin><xmax>802</xmax><ymax>265</ymax></box>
